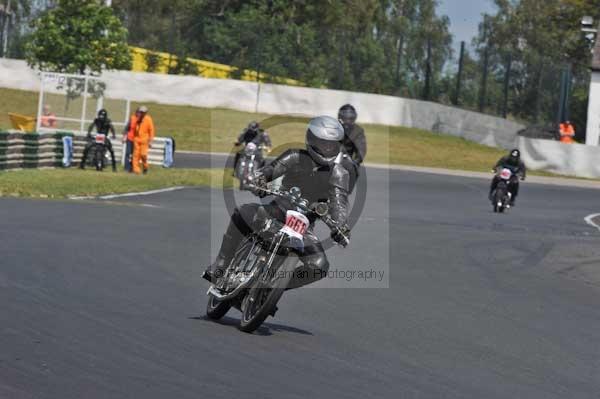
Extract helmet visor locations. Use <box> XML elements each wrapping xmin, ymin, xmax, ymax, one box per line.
<box><xmin>310</xmin><ymin>136</ymin><xmax>341</xmax><ymax>159</ymax></box>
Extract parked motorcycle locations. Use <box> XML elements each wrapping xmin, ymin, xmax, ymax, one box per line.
<box><xmin>204</xmin><ymin>184</ymin><xmax>349</xmax><ymax>333</ymax></box>
<box><xmin>235</xmin><ymin>142</ymin><xmax>263</xmax><ymax>190</ymax></box>
<box><xmin>92</xmin><ymin>134</ymin><xmax>108</xmax><ymax>171</ymax></box>
<box><xmin>491</xmin><ymin>167</ymin><xmax>514</xmax><ymax>213</ymax></box>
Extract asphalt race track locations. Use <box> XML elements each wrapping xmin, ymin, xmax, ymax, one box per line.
<box><xmin>2</xmin><ymin>161</ymin><xmax>600</xmax><ymax>398</ymax></box>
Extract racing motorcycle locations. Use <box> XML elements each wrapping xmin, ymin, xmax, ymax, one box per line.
<box><xmin>235</xmin><ymin>142</ymin><xmax>264</xmax><ymax>190</ymax></box>
<box><xmin>204</xmin><ymin>184</ymin><xmax>349</xmax><ymax>333</ymax></box>
<box><xmin>91</xmin><ymin>134</ymin><xmax>108</xmax><ymax>171</ymax></box>
<box><xmin>491</xmin><ymin>167</ymin><xmax>514</xmax><ymax>213</ymax></box>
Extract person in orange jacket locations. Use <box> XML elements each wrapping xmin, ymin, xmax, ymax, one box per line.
<box><xmin>124</xmin><ymin>106</ymin><xmax>155</xmax><ymax>174</ymax></box>
<box><xmin>558</xmin><ymin>120</ymin><xmax>575</xmax><ymax>144</ymax></box>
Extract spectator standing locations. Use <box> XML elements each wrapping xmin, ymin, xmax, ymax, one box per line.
<box><xmin>125</xmin><ymin>106</ymin><xmax>155</xmax><ymax>174</ymax></box>
<box><xmin>122</xmin><ymin>115</ymin><xmax>135</xmax><ymax>172</ymax></box>
<box><xmin>123</xmin><ymin>106</ymin><xmax>154</xmax><ymax>173</ymax></box>
<box><xmin>558</xmin><ymin>120</ymin><xmax>575</xmax><ymax>144</ymax></box>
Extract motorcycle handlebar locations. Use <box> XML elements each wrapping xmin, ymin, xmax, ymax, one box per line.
<box><xmin>247</xmin><ymin>183</ymin><xmax>350</xmax><ymax>247</ymax></box>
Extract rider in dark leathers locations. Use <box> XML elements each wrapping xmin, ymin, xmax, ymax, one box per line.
<box><xmin>205</xmin><ymin>116</ymin><xmax>351</xmax><ymax>289</ymax></box>
<box><xmin>338</xmin><ymin>104</ymin><xmax>366</xmax><ymax>192</ymax></box>
<box><xmin>233</xmin><ymin>121</ymin><xmax>272</xmax><ymax>171</ymax></box>
<box><xmin>79</xmin><ymin>109</ymin><xmax>117</xmax><ymax>171</ymax></box>
<box><xmin>489</xmin><ymin>149</ymin><xmax>526</xmax><ymax>206</ymax></box>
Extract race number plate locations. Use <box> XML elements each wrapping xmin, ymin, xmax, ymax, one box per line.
<box><xmin>95</xmin><ymin>135</ymin><xmax>106</xmax><ymax>144</ymax></box>
<box><xmin>499</xmin><ymin>168</ymin><xmax>512</xmax><ymax>180</ymax></box>
<box><xmin>280</xmin><ymin>210</ymin><xmax>309</xmax><ymax>239</ymax></box>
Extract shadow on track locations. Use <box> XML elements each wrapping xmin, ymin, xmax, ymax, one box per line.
<box><xmin>188</xmin><ymin>316</ymin><xmax>313</xmax><ymax>336</ymax></box>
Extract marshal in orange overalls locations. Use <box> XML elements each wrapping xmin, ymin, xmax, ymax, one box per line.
<box><xmin>127</xmin><ymin>113</ymin><xmax>155</xmax><ymax>174</ymax></box>
<box><xmin>559</xmin><ymin>122</ymin><xmax>575</xmax><ymax>144</ymax></box>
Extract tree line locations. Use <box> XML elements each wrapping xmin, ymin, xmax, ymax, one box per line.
<box><xmin>111</xmin><ymin>0</ymin><xmax>453</xmax><ymax>98</ymax></box>
<box><xmin>7</xmin><ymin>0</ymin><xmax>600</xmax><ymax>130</ymax></box>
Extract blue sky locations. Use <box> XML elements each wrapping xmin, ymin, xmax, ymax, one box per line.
<box><xmin>438</xmin><ymin>0</ymin><xmax>497</xmax><ymax>56</ymax></box>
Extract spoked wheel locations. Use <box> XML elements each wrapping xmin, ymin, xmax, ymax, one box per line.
<box><xmin>493</xmin><ymin>188</ymin><xmax>506</xmax><ymax>213</ymax></box>
<box><xmin>238</xmin><ymin>256</ymin><xmax>297</xmax><ymax>333</ymax></box>
<box><xmin>94</xmin><ymin>148</ymin><xmax>104</xmax><ymax>171</ymax></box>
<box><xmin>206</xmin><ymin>293</ymin><xmax>232</xmax><ymax>320</ymax></box>
<box><xmin>237</xmin><ymin>163</ymin><xmax>247</xmax><ymax>190</ymax></box>
<box><xmin>206</xmin><ymin>239</ymin><xmax>255</xmax><ymax>321</ymax></box>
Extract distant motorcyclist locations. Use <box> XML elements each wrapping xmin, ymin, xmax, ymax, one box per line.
<box><xmin>338</xmin><ymin>104</ymin><xmax>366</xmax><ymax>191</ymax></box>
<box><xmin>205</xmin><ymin>116</ymin><xmax>352</xmax><ymax>289</ymax></box>
<box><xmin>233</xmin><ymin>121</ymin><xmax>272</xmax><ymax>171</ymax></box>
<box><xmin>79</xmin><ymin>109</ymin><xmax>116</xmax><ymax>171</ymax></box>
<box><xmin>489</xmin><ymin>149</ymin><xmax>526</xmax><ymax>206</ymax></box>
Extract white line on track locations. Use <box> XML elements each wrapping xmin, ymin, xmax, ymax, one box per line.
<box><xmin>584</xmin><ymin>213</ymin><xmax>600</xmax><ymax>232</ymax></box>
<box><xmin>69</xmin><ymin>186</ymin><xmax>185</xmax><ymax>201</ymax></box>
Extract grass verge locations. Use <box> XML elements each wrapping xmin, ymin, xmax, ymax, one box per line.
<box><xmin>0</xmin><ymin>167</ymin><xmax>233</xmax><ymax>199</ymax></box>
<box><xmin>0</xmin><ymin>87</ymin><xmax>508</xmax><ymax>172</ymax></box>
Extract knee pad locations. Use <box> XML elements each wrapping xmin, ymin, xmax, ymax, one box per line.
<box><xmin>304</xmin><ymin>252</ymin><xmax>329</xmax><ymax>274</ymax></box>
<box><xmin>231</xmin><ymin>204</ymin><xmax>258</xmax><ymax>236</ymax></box>
<box><xmin>286</xmin><ymin>261</ymin><xmax>329</xmax><ymax>290</ymax></box>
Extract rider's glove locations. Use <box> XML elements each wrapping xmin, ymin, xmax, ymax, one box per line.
<box><xmin>249</xmin><ymin>172</ymin><xmax>268</xmax><ymax>198</ymax></box>
<box><xmin>331</xmin><ymin>224</ymin><xmax>351</xmax><ymax>247</ymax></box>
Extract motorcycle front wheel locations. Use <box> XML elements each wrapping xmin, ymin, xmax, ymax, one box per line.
<box><xmin>205</xmin><ymin>239</ymin><xmax>256</xmax><ymax>320</ymax></box>
<box><xmin>94</xmin><ymin>148</ymin><xmax>104</xmax><ymax>171</ymax></box>
<box><xmin>206</xmin><ymin>293</ymin><xmax>232</xmax><ymax>320</ymax></box>
<box><xmin>493</xmin><ymin>187</ymin><xmax>506</xmax><ymax>213</ymax></box>
<box><xmin>238</xmin><ymin>255</ymin><xmax>297</xmax><ymax>333</ymax></box>
<box><xmin>237</xmin><ymin>163</ymin><xmax>247</xmax><ymax>190</ymax></box>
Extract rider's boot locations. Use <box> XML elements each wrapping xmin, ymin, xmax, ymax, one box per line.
<box><xmin>202</xmin><ymin>230</ymin><xmax>243</xmax><ymax>284</ymax></box>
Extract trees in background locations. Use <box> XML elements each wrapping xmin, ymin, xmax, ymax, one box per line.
<box><xmin>24</xmin><ymin>0</ymin><xmax>131</xmax><ymax>74</ymax></box>
<box><xmin>112</xmin><ymin>0</ymin><xmax>453</xmax><ymax>100</ymax></box>
<box><xmin>0</xmin><ymin>0</ymin><xmax>34</xmax><ymax>58</ymax></box>
<box><xmin>468</xmin><ymin>0</ymin><xmax>600</xmax><ymax>129</ymax></box>
<box><xmin>14</xmin><ymin>0</ymin><xmax>600</xmax><ymax>127</ymax></box>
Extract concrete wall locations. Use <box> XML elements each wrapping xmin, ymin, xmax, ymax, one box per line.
<box><xmin>0</xmin><ymin>58</ymin><xmax>524</xmax><ymax>149</ymax></box>
<box><xmin>519</xmin><ymin>136</ymin><xmax>600</xmax><ymax>179</ymax></box>
<box><xmin>585</xmin><ymin>72</ymin><xmax>600</xmax><ymax>145</ymax></box>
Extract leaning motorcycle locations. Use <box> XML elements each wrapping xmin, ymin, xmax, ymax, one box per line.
<box><xmin>235</xmin><ymin>143</ymin><xmax>263</xmax><ymax>190</ymax></box>
<box><xmin>491</xmin><ymin>167</ymin><xmax>513</xmax><ymax>213</ymax></box>
<box><xmin>204</xmin><ymin>185</ymin><xmax>349</xmax><ymax>333</ymax></box>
